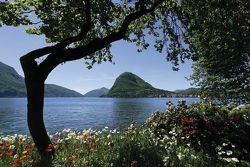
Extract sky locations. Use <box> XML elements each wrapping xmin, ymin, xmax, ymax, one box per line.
<box><xmin>0</xmin><ymin>26</ymin><xmax>194</xmax><ymax>94</ymax></box>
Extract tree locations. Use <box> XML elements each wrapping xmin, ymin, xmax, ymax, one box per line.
<box><xmin>181</xmin><ymin>0</ymin><xmax>250</xmax><ymax>103</ymax></box>
<box><xmin>0</xmin><ymin>0</ymin><xmax>190</xmax><ymax>157</ymax></box>
<box><xmin>1</xmin><ymin>0</ymin><xmax>248</xmax><ymax>158</ymax></box>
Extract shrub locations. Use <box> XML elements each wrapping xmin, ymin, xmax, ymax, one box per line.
<box><xmin>143</xmin><ymin>102</ymin><xmax>250</xmax><ymax>165</ymax></box>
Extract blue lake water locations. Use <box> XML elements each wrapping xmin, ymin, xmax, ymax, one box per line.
<box><xmin>0</xmin><ymin>97</ymin><xmax>200</xmax><ymax>134</ymax></box>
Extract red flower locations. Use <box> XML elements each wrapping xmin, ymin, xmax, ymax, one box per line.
<box><xmin>45</xmin><ymin>144</ymin><xmax>53</xmax><ymax>152</ymax></box>
<box><xmin>181</xmin><ymin>117</ymin><xmax>193</xmax><ymax>124</ymax></box>
<box><xmin>131</xmin><ymin>160</ymin><xmax>138</xmax><ymax>167</ymax></box>
<box><xmin>124</xmin><ymin>128</ymin><xmax>128</xmax><ymax>131</ymax></box>
<box><xmin>13</xmin><ymin>158</ymin><xmax>20</xmax><ymax>167</ymax></box>
<box><xmin>1</xmin><ymin>143</ymin><xmax>10</xmax><ymax>150</ymax></box>
<box><xmin>0</xmin><ymin>152</ymin><xmax>3</xmax><ymax>159</ymax></box>
<box><xmin>83</xmin><ymin>134</ymin><xmax>89</xmax><ymax>141</ymax></box>
<box><xmin>6</xmin><ymin>151</ymin><xmax>14</xmax><ymax>156</ymax></box>
<box><xmin>25</xmin><ymin>145</ymin><xmax>35</xmax><ymax>152</ymax></box>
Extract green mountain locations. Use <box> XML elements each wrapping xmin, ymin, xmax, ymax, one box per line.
<box><xmin>84</xmin><ymin>87</ymin><xmax>109</xmax><ymax>97</ymax></box>
<box><xmin>174</xmin><ymin>88</ymin><xmax>200</xmax><ymax>97</ymax></box>
<box><xmin>0</xmin><ymin>62</ymin><xmax>83</xmax><ymax>97</ymax></box>
<box><xmin>107</xmin><ymin>72</ymin><xmax>174</xmax><ymax>97</ymax></box>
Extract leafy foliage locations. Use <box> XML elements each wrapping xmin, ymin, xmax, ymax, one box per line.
<box><xmin>179</xmin><ymin>0</ymin><xmax>250</xmax><ymax>102</ymax></box>
<box><xmin>0</xmin><ymin>0</ymin><xmax>190</xmax><ymax>70</ymax></box>
<box><xmin>144</xmin><ymin>101</ymin><xmax>250</xmax><ymax>163</ymax></box>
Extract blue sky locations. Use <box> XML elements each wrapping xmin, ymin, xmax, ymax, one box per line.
<box><xmin>0</xmin><ymin>26</ymin><xmax>194</xmax><ymax>94</ymax></box>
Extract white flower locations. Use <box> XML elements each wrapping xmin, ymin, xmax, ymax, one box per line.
<box><xmin>223</xmin><ymin>158</ymin><xmax>231</xmax><ymax>162</ymax></box>
<box><xmin>222</xmin><ymin>143</ymin><xmax>228</xmax><ymax>146</ymax></box>
<box><xmin>223</xmin><ymin>157</ymin><xmax>239</xmax><ymax>163</ymax></box>
<box><xmin>217</xmin><ymin>146</ymin><xmax>222</xmax><ymax>151</ymax></box>
<box><xmin>177</xmin><ymin>153</ymin><xmax>183</xmax><ymax>160</ymax></box>
<box><xmin>111</xmin><ymin>129</ymin><xmax>117</xmax><ymax>133</ymax></box>
<box><xmin>231</xmin><ymin>157</ymin><xmax>239</xmax><ymax>162</ymax></box>
<box><xmin>191</xmin><ymin>154</ymin><xmax>197</xmax><ymax>159</ymax></box>
<box><xmin>67</xmin><ymin>132</ymin><xmax>76</xmax><ymax>139</ymax></box>
<box><xmin>226</xmin><ymin>150</ymin><xmax>233</xmax><ymax>156</ymax></box>
<box><xmin>9</xmin><ymin>145</ymin><xmax>15</xmax><ymax>149</ymax></box>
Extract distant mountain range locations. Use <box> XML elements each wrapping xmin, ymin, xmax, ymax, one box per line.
<box><xmin>1</xmin><ymin>61</ymin><xmax>199</xmax><ymax>98</ymax></box>
<box><xmin>0</xmin><ymin>62</ymin><xmax>83</xmax><ymax>97</ymax></box>
<box><xmin>84</xmin><ymin>87</ymin><xmax>109</xmax><ymax>97</ymax></box>
<box><xmin>174</xmin><ymin>88</ymin><xmax>200</xmax><ymax>97</ymax></box>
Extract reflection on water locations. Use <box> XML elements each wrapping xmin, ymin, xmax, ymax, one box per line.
<box><xmin>0</xmin><ymin>97</ymin><xmax>200</xmax><ymax>134</ymax></box>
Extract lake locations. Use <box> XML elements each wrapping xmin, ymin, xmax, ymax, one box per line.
<box><xmin>0</xmin><ymin>97</ymin><xmax>200</xmax><ymax>135</ymax></box>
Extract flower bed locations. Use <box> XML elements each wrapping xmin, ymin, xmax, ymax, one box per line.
<box><xmin>0</xmin><ymin>102</ymin><xmax>249</xmax><ymax>166</ymax></box>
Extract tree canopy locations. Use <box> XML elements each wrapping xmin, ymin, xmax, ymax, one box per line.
<box><xmin>0</xmin><ymin>0</ymin><xmax>248</xmax><ymax>99</ymax></box>
<box><xmin>181</xmin><ymin>0</ymin><xmax>250</xmax><ymax>102</ymax></box>
<box><xmin>0</xmin><ymin>0</ymin><xmax>191</xmax><ymax>69</ymax></box>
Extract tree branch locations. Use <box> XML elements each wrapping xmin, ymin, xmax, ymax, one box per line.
<box><xmin>62</xmin><ymin>0</ymin><xmax>165</xmax><ymax>62</ymax></box>
<box><xmin>20</xmin><ymin>46</ymin><xmax>57</xmax><ymax>64</ymax></box>
<box><xmin>21</xmin><ymin>0</ymin><xmax>164</xmax><ymax>77</ymax></box>
<box><xmin>20</xmin><ymin>0</ymin><xmax>91</xmax><ymax>67</ymax></box>
<box><xmin>56</xmin><ymin>0</ymin><xmax>92</xmax><ymax>49</ymax></box>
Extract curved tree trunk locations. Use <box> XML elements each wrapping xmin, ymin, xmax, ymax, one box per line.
<box><xmin>21</xmin><ymin>59</ymin><xmax>54</xmax><ymax>157</ymax></box>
